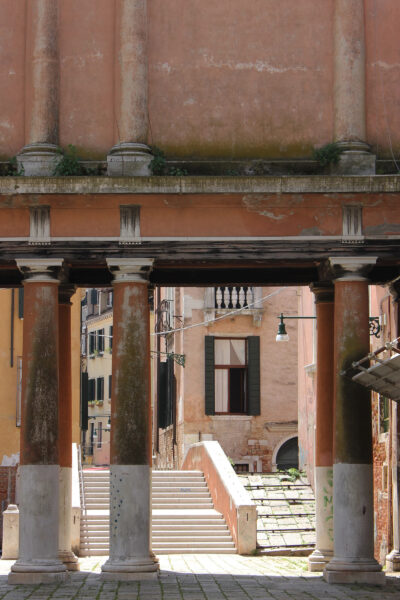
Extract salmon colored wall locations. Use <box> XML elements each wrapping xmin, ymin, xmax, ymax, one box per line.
<box><xmin>4</xmin><ymin>193</ymin><xmax>400</xmax><ymax>240</ymax></box>
<box><xmin>1</xmin><ymin>1</ymin><xmax>399</xmax><ymax>158</ymax></box>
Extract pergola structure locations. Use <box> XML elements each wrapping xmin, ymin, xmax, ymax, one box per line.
<box><xmin>1</xmin><ymin>175</ymin><xmax>400</xmax><ymax>585</ymax></box>
<box><xmin>1</xmin><ymin>0</ymin><xmax>400</xmax><ymax>587</ymax></box>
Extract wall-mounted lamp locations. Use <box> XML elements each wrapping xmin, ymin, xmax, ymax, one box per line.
<box><xmin>276</xmin><ymin>312</ymin><xmax>381</xmax><ymax>342</ymax></box>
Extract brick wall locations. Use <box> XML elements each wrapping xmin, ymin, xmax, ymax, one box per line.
<box><xmin>372</xmin><ymin>396</ymin><xmax>391</xmax><ymax>564</ymax></box>
<box><xmin>0</xmin><ymin>466</ymin><xmax>17</xmax><ymax>550</ymax></box>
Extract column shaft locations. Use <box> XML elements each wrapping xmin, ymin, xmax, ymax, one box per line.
<box><xmin>324</xmin><ymin>275</ymin><xmax>384</xmax><ymax>584</ymax></box>
<box><xmin>18</xmin><ymin>0</ymin><xmax>60</xmax><ymax>175</ymax></box>
<box><xmin>58</xmin><ymin>291</ymin><xmax>79</xmax><ymax>570</ymax></box>
<box><xmin>333</xmin><ymin>0</ymin><xmax>375</xmax><ymax>174</ymax></box>
<box><xmin>308</xmin><ymin>287</ymin><xmax>334</xmax><ymax>571</ymax></box>
<box><xmin>9</xmin><ymin>269</ymin><xmax>67</xmax><ymax>584</ymax></box>
<box><xmin>101</xmin><ymin>264</ymin><xmax>158</xmax><ymax>580</ymax></box>
<box><xmin>107</xmin><ymin>0</ymin><xmax>152</xmax><ymax>176</ymax></box>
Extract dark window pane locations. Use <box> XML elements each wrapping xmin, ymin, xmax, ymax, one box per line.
<box><xmin>229</xmin><ymin>368</ymin><xmax>246</xmax><ymax>413</ymax></box>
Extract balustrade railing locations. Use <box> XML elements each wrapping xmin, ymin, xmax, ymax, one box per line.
<box><xmin>215</xmin><ymin>286</ymin><xmax>254</xmax><ymax>310</ymax></box>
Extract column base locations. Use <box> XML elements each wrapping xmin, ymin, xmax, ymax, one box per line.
<box><xmin>331</xmin><ymin>141</ymin><xmax>376</xmax><ymax>175</ymax></box>
<box><xmin>107</xmin><ymin>143</ymin><xmax>153</xmax><ymax>176</ymax></box>
<box><xmin>101</xmin><ymin>557</ymin><xmax>159</xmax><ymax>581</ymax></box>
<box><xmin>308</xmin><ymin>548</ymin><xmax>333</xmax><ymax>572</ymax></box>
<box><xmin>8</xmin><ymin>560</ymin><xmax>69</xmax><ymax>584</ymax></box>
<box><xmin>324</xmin><ymin>558</ymin><xmax>385</xmax><ymax>585</ymax></box>
<box><xmin>17</xmin><ymin>143</ymin><xmax>61</xmax><ymax>176</ymax></box>
<box><xmin>58</xmin><ymin>550</ymin><xmax>80</xmax><ymax>571</ymax></box>
<box><xmin>386</xmin><ymin>549</ymin><xmax>400</xmax><ymax>571</ymax></box>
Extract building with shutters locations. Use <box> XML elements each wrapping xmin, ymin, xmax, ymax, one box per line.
<box><xmin>81</xmin><ymin>289</ymin><xmax>113</xmax><ymax>466</ymax></box>
<box><xmin>153</xmin><ymin>286</ymin><xmax>300</xmax><ymax>473</ymax></box>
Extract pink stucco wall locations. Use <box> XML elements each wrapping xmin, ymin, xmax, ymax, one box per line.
<box><xmin>1</xmin><ymin>1</ymin><xmax>399</xmax><ymax>158</ymax></box>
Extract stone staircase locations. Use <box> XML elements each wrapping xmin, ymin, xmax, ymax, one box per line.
<box><xmin>80</xmin><ymin>469</ymin><xmax>236</xmax><ymax>556</ymax></box>
<box><xmin>240</xmin><ymin>472</ymin><xmax>316</xmax><ymax>555</ymax></box>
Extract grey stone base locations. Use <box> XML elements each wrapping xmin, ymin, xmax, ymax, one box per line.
<box><xmin>323</xmin><ymin>569</ymin><xmax>386</xmax><ymax>585</ymax></box>
<box><xmin>107</xmin><ymin>143</ymin><xmax>152</xmax><ymax>176</ymax></box>
<box><xmin>59</xmin><ymin>551</ymin><xmax>80</xmax><ymax>571</ymax></box>
<box><xmin>8</xmin><ymin>570</ymin><xmax>69</xmax><ymax>584</ymax></box>
<box><xmin>308</xmin><ymin>549</ymin><xmax>333</xmax><ymax>572</ymax></box>
<box><xmin>334</xmin><ymin>152</ymin><xmax>376</xmax><ymax>175</ymax></box>
<box><xmin>386</xmin><ymin>550</ymin><xmax>400</xmax><ymax>571</ymax></box>
<box><xmin>17</xmin><ymin>143</ymin><xmax>61</xmax><ymax>176</ymax></box>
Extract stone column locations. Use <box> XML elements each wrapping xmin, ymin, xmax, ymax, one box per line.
<box><xmin>9</xmin><ymin>259</ymin><xmax>67</xmax><ymax>585</ymax></box>
<box><xmin>101</xmin><ymin>258</ymin><xmax>158</xmax><ymax>580</ymax></box>
<box><xmin>386</xmin><ymin>285</ymin><xmax>400</xmax><ymax>571</ymax></box>
<box><xmin>17</xmin><ymin>0</ymin><xmax>61</xmax><ymax>176</ymax></box>
<box><xmin>58</xmin><ymin>285</ymin><xmax>79</xmax><ymax>571</ymax></box>
<box><xmin>308</xmin><ymin>284</ymin><xmax>334</xmax><ymax>571</ymax></box>
<box><xmin>107</xmin><ymin>0</ymin><xmax>153</xmax><ymax>176</ymax></box>
<box><xmin>333</xmin><ymin>0</ymin><xmax>375</xmax><ymax>174</ymax></box>
<box><xmin>324</xmin><ymin>257</ymin><xmax>385</xmax><ymax>585</ymax></box>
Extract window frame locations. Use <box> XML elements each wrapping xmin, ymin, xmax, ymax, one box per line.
<box><xmin>214</xmin><ymin>337</ymin><xmax>248</xmax><ymax>415</ymax></box>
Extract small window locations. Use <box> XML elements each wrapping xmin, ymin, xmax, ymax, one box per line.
<box><xmin>88</xmin><ymin>379</ymin><xmax>95</xmax><ymax>403</ymax></box>
<box><xmin>234</xmin><ymin>463</ymin><xmax>249</xmax><ymax>474</ymax></box>
<box><xmin>98</xmin><ymin>329</ymin><xmax>105</xmax><ymax>352</ymax></box>
<box><xmin>109</xmin><ymin>326</ymin><xmax>113</xmax><ymax>350</ymax></box>
<box><xmin>108</xmin><ymin>375</ymin><xmax>112</xmax><ymax>400</ymax></box>
<box><xmin>18</xmin><ymin>288</ymin><xmax>24</xmax><ymax>319</ymax></box>
<box><xmin>97</xmin><ymin>377</ymin><xmax>104</xmax><ymax>401</ymax></box>
<box><xmin>379</xmin><ymin>395</ymin><xmax>390</xmax><ymax>434</ymax></box>
<box><xmin>97</xmin><ymin>421</ymin><xmax>103</xmax><ymax>449</ymax></box>
<box><xmin>89</xmin><ymin>331</ymin><xmax>96</xmax><ymax>355</ymax></box>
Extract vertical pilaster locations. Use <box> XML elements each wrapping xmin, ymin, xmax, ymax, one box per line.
<box><xmin>101</xmin><ymin>258</ymin><xmax>158</xmax><ymax>580</ymax></box>
<box><xmin>308</xmin><ymin>284</ymin><xmax>334</xmax><ymax>571</ymax></box>
<box><xmin>107</xmin><ymin>0</ymin><xmax>153</xmax><ymax>176</ymax></box>
<box><xmin>9</xmin><ymin>259</ymin><xmax>67</xmax><ymax>585</ymax></box>
<box><xmin>333</xmin><ymin>0</ymin><xmax>375</xmax><ymax>174</ymax></box>
<box><xmin>58</xmin><ymin>285</ymin><xmax>79</xmax><ymax>571</ymax></box>
<box><xmin>324</xmin><ymin>257</ymin><xmax>385</xmax><ymax>585</ymax></box>
<box><xmin>17</xmin><ymin>0</ymin><xmax>61</xmax><ymax>176</ymax></box>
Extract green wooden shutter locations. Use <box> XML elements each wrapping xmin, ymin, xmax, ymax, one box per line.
<box><xmin>247</xmin><ymin>336</ymin><xmax>260</xmax><ymax>416</ymax></box>
<box><xmin>158</xmin><ymin>362</ymin><xmax>168</xmax><ymax>429</ymax></box>
<box><xmin>80</xmin><ymin>372</ymin><xmax>88</xmax><ymax>430</ymax></box>
<box><xmin>18</xmin><ymin>288</ymin><xmax>24</xmax><ymax>319</ymax></box>
<box><xmin>204</xmin><ymin>336</ymin><xmax>215</xmax><ymax>415</ymax></box>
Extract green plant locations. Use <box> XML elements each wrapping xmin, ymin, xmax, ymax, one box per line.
<box><xmin>53</xmin><ymin>145</ymin><xmax>103</xmax><ymax>176</ymax></box>
<box><xmin>312</xmin><ymin>142</ymin><xmax>343</xmax><ymax>167</ymax></box>
<box><xmin>149</xmin><ymin>146</ymin><xmax>167</xmax><ymax>175</ymax></box>
<box><xmin>279</xmin><ymin>467</ymin><xmax>303</xmax><ymax>482</ymax></box>
<box><xmin>149</xmin><ymin>146</ymin><xmax>188</xmax><ymax>176</ymax></box>
<box><xmin>1</xmin><ymin>156</ymin><xmax>24</xmax><ymax>176</ymax></box>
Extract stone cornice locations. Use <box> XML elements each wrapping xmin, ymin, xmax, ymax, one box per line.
<box><xmin>1</xmin><ymin>175</ymin><xmax>400</xmax><ymax>195</ymax></box>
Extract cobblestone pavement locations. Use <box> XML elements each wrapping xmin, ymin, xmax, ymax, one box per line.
<box><xmin>0</xmin><ymin>555</ymin><xmax>399</xmax><ymax>599</ymax></box>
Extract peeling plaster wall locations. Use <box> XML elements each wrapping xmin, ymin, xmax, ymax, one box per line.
<box><xmin>1</xmin><ymin>1</ymin><xmax>399</xmax><ymax>158</ymax></box>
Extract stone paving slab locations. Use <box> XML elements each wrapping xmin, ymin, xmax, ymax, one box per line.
<box><xmin>0</xmin><ymin>556</ymin><xmax>399</xmax><ymax>599</ymax></box>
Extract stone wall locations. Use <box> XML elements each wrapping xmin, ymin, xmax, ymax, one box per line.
<box><xmin>0</xmin><ymin>466</ymin><xmax>17</xmax><ymax>549</ymax></box>
<box><xmin>372</xmin><ymin>395</ymin><xmax>391</xmax><ymax>564</ymax></box>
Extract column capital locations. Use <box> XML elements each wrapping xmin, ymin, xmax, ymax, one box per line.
<box><xmin>16</xmin><ymin>258</ymin><xmax>63</xmax><ymax>283</ymax></box>
<box><xmin>58</xmin><ymin>284</ymin><xmax>76</xmax><ymax>305</ymax></box>
<box><xmin>310</xmin><ymin>282</ymin><xmax>334</xmax><ymax>304</ymax></box>
<box><xmin>329</xmin><ymin>257</ymin><xmax>378</xmax><ymax>281</ymax></box>
<box><xmin>106</xmin><ymin>258</ymin><xmax>154</xmax><ymax>283</ymax></box>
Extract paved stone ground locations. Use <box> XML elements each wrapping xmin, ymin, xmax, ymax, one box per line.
<box><xmin>0</xmin><ymin>555</ymin><xmax>399</xmax><ymax>599</ymax></box>
<box><xmin>239</xmin><ymin>473</ymin><xmax>315</xmax><ymax>553</ymax></box>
